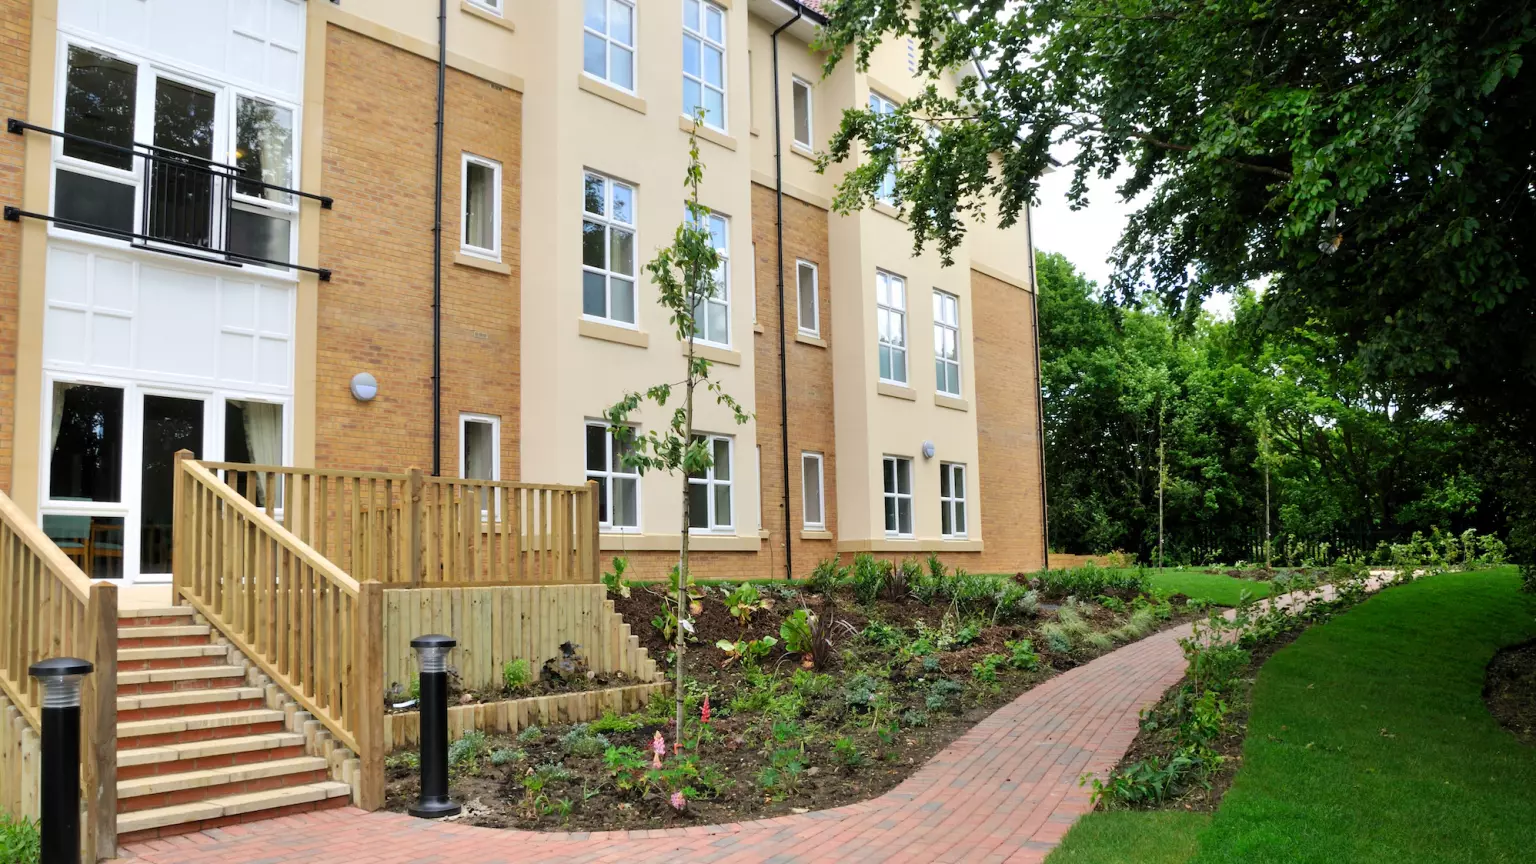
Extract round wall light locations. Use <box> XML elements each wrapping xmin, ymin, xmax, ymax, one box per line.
<box><xmin>351</xmin><ymin>372</ymin><xmax>379</xmax><ymax>402</ymax></box>
<box><xmin>921</xmin><ymin>441</ymin><xmax>936</xmax><ymax>459</ymax></box>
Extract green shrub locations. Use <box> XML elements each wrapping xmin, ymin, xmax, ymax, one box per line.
<box><xmin>1006</xmin><ymin>638</ymin><xmax>1040</xmax><ymax>670</ymax></box>
<box><xmin>1033</xmin><ymin>565</ymin><xmax>1150</xmax><ymax>599</ymax></box>
<box><xmin>806</xmin><ymin>558</ymin><xmax>848</xmax><ymax>594</ymax></box>
<box><xmin>602</xmin><ymin>556</ymin><xmax>631</xmax><ymax>598</ymax></box>
<box><xmin>925</xmin><ymin>678</ymin><xmax>965</xmax><ymax>711</ymax></box>
<box><xmin>589</xmin><ymin>709</ymin><xmax>642</xmax><ymax>734</ymax></box>
<box><xmin>448</xmin><ymin>730</ymin><xmax>487</xmax><ymax>769</ymax></box>
<box><xmin>833</xmin><ymin>735</ymin><xmax>865</xmax><ymax>768</ymax></box>
<box><xmin>851</xmin><ymin>553</ymin><xmax>886</xmax><ymax>604</ymax></box>
<box><xmin>489</xmin><ymin>747</ymin><xmax>526</xmax><ymax>767</ymax></box>
<box><xmin>0</xmin><ymin>814</ymin><xmax>39</xmax><ymax>864</ymax></box>
<box><xmin>842</xmin><ymin>672</ymin><xmax>881</xmax><ymax>712</ymax></box>
<box><xmin>501</xmin><ymin>658</ymin><xmax>532</xmax><ymax>693</ymax></box>
<box><xmin>516</xmin><ymin>725</ymin><xmax>543</xmax><ymax>744</ymax></box>
<box><xmin>971</xmin><ymin>653</ymin><xmax>1007</xmax><ymax>685</ymax></box>
<box><xmin>862</xmin><ymin>620</ymin><xmax>904</xmax><ymax>649</ymax></box>
<box><xmin>726</xmin><ymin>583</ymin><xmax>766</xmax><ymax>626</ymax></box>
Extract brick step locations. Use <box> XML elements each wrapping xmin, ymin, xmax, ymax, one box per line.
<box><xmin>118</xmin><ymin>624</ymin><xmax>212</xmax><ymax>650</ymax></box>
<box><xmin>114</xmin><ymin>781</ymin><xmax>351</xmax><ymax>845</ymax></box>
<box><xmin>117</xmin><ymin>755</ymin><xmax>331</xmax><ymax>813</ymax></box>
<box><xmin>117</xmin><ymin>645</ymin><xmax>229</xmax><ymax>672</ymax></box>
<box><xmin>118</xmin><ymin>732</ymin><xmax>306</xmax><ymax>781</ymax></box>
<box><xmin>117</xmin><ymin>607</ymin><xmax>196</xmax><ymax>628</ymax></box>
<box><xmin>117</xmin><ymin>709</ymin><xmax>286</xmax><ymax>752</ymax></box>
<box><xmin>117</xmin><ymin>665</ymin><xmax>246</xmax><ymax>696</ymax></box>
<box><xmin>117</xmin><ymin>687</ymin><xmax>266</xmax><ymax>724</ymax></box>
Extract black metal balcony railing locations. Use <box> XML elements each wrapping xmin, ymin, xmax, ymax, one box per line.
<box><xmin>4</xmin><ymin>118</ymin><xmax>332</xmax><ymax>281</ymax></box>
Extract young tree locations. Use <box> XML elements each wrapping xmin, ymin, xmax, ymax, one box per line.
<box><xmin>603</xmin><ymin>123</ymin><xmax>750</xmax><ymax>738</ymax></box>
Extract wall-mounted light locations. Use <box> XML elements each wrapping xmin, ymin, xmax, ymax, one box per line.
<box><xmin>922</xmin><ymin>441</ymin><xmax>936</xmax><ymax>459</ymax></box>
<box><xmin>351</xmin><ymin>372</ymin><xmax>378</xmax><ymax>402</ymax></box>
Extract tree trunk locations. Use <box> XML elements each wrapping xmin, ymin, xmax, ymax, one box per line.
<box><xmin>676</xmin><ymin>339</ymin><xmax>696</xmax><ymax>746</ymax></box>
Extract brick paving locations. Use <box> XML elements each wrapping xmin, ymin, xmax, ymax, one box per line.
<box><xmin>114</xmin><ymin>620</ymin><xmax>1195</xmax><ymax>864</ymax></box>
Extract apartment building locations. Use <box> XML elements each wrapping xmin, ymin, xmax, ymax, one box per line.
<box><xmin>0</xmin><ymin>0</ymin><xmax>1046</xmax><ymax>585</ymax></box>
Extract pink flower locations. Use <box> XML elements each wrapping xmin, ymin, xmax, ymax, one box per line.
<box><xmin>670</xmin><ymin>791</ymin><xmax>686</xmax><ymax>811</ymax></box>
<box><xmin>652</xmin><ymin>730</ymin><xmax>666</xmax><ymax>768</ymax></box>
<box><xmin>701</xmin><ymin>695</ymin><xmax>711</xmax><ymax>725</ymax></box>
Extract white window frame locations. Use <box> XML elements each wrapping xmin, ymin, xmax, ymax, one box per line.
<box><xmin>934</xmin><ymin>290</ymin><xmax>962</xmax><ymax>397</ymax></box>
<box><xmin>586</xmin><ymin>421</ymin><xmax>642</xmax><ymax>532</ymax></box>
<box><xmin>801</xmin><ymin>451</ymin><xmax>825</xmax><ymax>530</ymax></box>
<box><xmin>688</xmin><ymin>209</ymin><xmax>731</xmax><ymax>347</ymax></box>
<box><xmin>467</xmin><ymin>0</ymin><xmax>504</xmax><ymax>15</ymax></box>
<box><xmin>882</xmin><ymin>455</ymin><xmax>914</xmax><ymax>538</ymax></box>
<box><xmin>796</xmin><ymin>260</ymin><xmax>820</xmax><ymax>337</ymax></box>
<box><xmin>940</xmin><ymin>462</ymin><xmax>967</xmax><ymax>539</ymax></box>
<box><xmin>682</xmin><ymin>0</ymin><xmax>728</xmax><ymax>132</ymax></box>
<box><xmin>582</xmin><ymin>170</ymin><xmax>639</xmax><ymax>326</ymax></box>
<box><xmin>876</xmin><ymin>270</ymin><xmax>908</xmax><ymax>385</ymax></box>
<box><xmin>688</xmin><ymin>433</ymin><xmax>734</xmax><ymax>533</ymax></box>
<box><xmin>583</xmin><ymin>0</ymin><xmax>637</xmax><ymax>93</ymax></box>
<box><xmin>458</xmin><ymin>413</ymin><xmax>501</xmax><ymax>481</ymax></box>
<box><xmin>868</xmin><ymin>90</ymin><xmax>899</xmax><ymax>204</ymax></box>
<box><xmin>50</xmin><ymin>36</ymin><xmax>302</xmax><ymax>278</ymax></box>
<box><xmin>460</xmin><ymin>153</ymin><xmax>502</xmax><ymax>261</ymax></box>
<box><xmin>791</xmin><ymin>76</ymin><xmax>814</xmax><ymax>149</ymax></box>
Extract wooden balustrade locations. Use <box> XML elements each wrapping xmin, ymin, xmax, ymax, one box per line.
<box><xmin>196</xmin><ymin>461</ymin><xmax>601</xmax><ymax>586</ymax></box>
<box><xmin>0</xmin><ymin>489</ymin><xmax>116</xmax><ymax>861</ymax></box>
<box><xmin>172</xmin><ymin>457</ymin><xmax>384</xmax><ymax>809</ymax></box>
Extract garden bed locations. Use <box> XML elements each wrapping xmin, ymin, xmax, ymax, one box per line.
<box><xmin>1485</xmin><ymin>638</ymin><xmax>1536</xmax><ymax>746</ymax></box>
<box><xmin>384</xmin><ymin>558</ymin><xmax>1202</xmax><ymax>831</ymax></box>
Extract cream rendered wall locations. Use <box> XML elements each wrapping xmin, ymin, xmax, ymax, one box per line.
<box><xmin>520</xmin><ymin>0</ymin><xmax>761</xmax><ymax>545</ymax></box>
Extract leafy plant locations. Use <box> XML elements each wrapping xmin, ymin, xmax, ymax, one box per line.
<box><xmin>604</xmin><ymin>745</ymin><xmax>647</xmax><ymax>792</ymax></box>
<box><xmin>502</xmin><ymin>658</ymin><xmax>532</xmax><ymax>693</ymax></box>
<box><xmin>448</xmin><ymin>730</ymin><xmax>488</xmax><ymax>772</ymax></box>
<box><xmin>726</xmin><ymin>583</ymin><xmax>766</xmax><ymax>627</ymax></box>
<box><xmin>851</xmin><ymin>553</ymin><xmax>887</xmax><ymax>604</ymax></box>
<box><xmin>561</xmin><ymin>725</ymin><xmax>611</xmax><ymax>758</ymax></box>
<box><xmin>589</xmin><ymin>710</ymin><xmax>642</xmax><ymax>735</ymax></box>
<box><xmin>833</xmin><ymin>735</ymin><xmax>865</xmax><ymax>768</ymax></box>
<box><xmin>1006</xmin><ymin>639</ymin><xmax>1040</xmax><ymax>671</ymax></box>
<box><xmin>714</xmin><ymin>635</ymin><xmax>777</xmax><ymax>668</ymax></box>
<box><xmin>489</xmin><ymin>747</ymin><xmax>526</xmax><ymax>767</ymax></box>
<box><xmin>806</xmin><ymin>558</ymin><xmax>849</xmax><ymax>594</ymax></box>
<box><xmin>0</xmin><ymin>814</ymin><xmax>39</xmax><ymax>864</ymax></box>
<box><xmin>862</xmin><ymin>620</ymin><xmax>904</xmax><ymax>649</ymax></box>
<box><xmin>516</xmin><ymin>724</ymin><xmax>543</xmax><ymax>745</ymax></box>
<box><xmin>972</xmin><ymin>653</ymin><xmax>1007</xmax><ymax>687</ymax></box>
<box><xmin>842</xmin><ymin>672</ymin><xmax>882</xmax><ymax>713</ymax></box>
<box><xmin>883</xmin><ymin>557</ymin><xmax>919</xmax><ymax>601</ymax></box>
<box><xmin>925</xmin><ymin>678</ymin><xmax>965</xmax><ymax>711</ymax></box>
<box><xmin>602</xmin><ymin>556</ymin><xmax>632</xmax><ymax>598</ymax></box>
<box><xmin>780</xmin><ymin>608</ymin><xmax>813</xmax><ymax>653</ymax></box>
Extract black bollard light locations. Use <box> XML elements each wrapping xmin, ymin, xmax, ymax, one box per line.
<box><xmin>30</xmin><ymin>657</ymin><xmax>92</xmax><ymax>864</ymax></box>
<box><xmin>408</xmin><ymin>634</ymin><xmax>460</xmax><ymax>819</ymax></box>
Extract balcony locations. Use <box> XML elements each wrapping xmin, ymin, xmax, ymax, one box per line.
<box><xmin>5</xmin><ymin>118</ymin><xmax>332</xmax><ymax>281</ymax></box>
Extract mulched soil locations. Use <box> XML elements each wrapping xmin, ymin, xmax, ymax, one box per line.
<box><xmin>1106</xmin><ymin>629</ymin><xmax>1302</xmax><ymax>812</ymax></box>
<box><xmin>1204</xmin><ymin>567</ymin><xmax>1325</xmax><ymax>582</ymax></box>
<box><xmin>1485</xmin><ymin>639</ymin><xmax>1536</xmax><ymax>746</ymax></box>
<box><xmin>384</xmin><ymin>582</ymin><xmax>1200</xmax><ymax>832</ymax></box>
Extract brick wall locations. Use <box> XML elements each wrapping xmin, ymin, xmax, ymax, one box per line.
<box><xmin>0</xmin><ymin>0</ymin><xmax>27</xmax><ymax>490</ymax></box>
<box><xmin>315</xmin><ymin>25</ymin><xmax>521</xmax><ymax>479</ymax></box>
<box><xmin>969</xmin><ymin>270</ymin><xmax>1046</xmax><ymax>573</ymax></box>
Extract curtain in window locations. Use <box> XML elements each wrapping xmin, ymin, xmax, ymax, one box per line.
<box><xmin>50</xmin><ymin>382</ymin><xmax>76</xmax><ymax>457</ymax></box>
<box><xmin>241</xmin><ymin>401</ymin><xmax>283</xmax><ymax>505</ymax></box>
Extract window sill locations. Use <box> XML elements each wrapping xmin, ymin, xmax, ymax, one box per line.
<box><xmin>600</xmin><ymin>533</ymin><xmax>760</xmax><ymax>552</ymax></box>
<box><xmin>753</xmin><ymin>322</ymin><xmax>764</xmax><ymax>334</ymax></box>
<box><xmin>877</xmin><ymin>381</ymin><xmax>916</xmax><ymax>401</ymax></box>
<box><xmin>791</xmin><ymin>144</ymin><xmax>817</xmax><ymax>164</ymax></box>
<box><xmin>580</xmin><ymin>318</ymin><xmax>649</xmax><ymax>348</ymax></box>
<box><xmin>935</xmin><ymin>393</ymin><xmax>968</xmax><ymax>412</ymax></box>
<box><xmin>800</xmin><ymin>529</ymin><xmax>833</xmax><ymax>540</ymax></box>
<box><xmin>455</xmin><ymin>253</ymin><xmax>511</xmax><ymax>275</ymax></box>
<box><xmin>838</xmin><ymin>537</ymin><xmax>985</xmax><ymax>553</ymax></box>
<box><xmin>759</xmin><ymin>529</ymin><xmax>771</xmax><ymax>539</ymax></box>
<box><xmin>579</xmin><ymin>74</ymin><xmax>647</xmax><ymax>115</ymax></box>
<box><xmin>678</xmin><ymin>116</ymin><xmax>738</xmax><ymax>151</ymax></box>
<box><xmin>461</xmin><ymin>0</ymin><xmax>515</xmax><ymax>32</ymax></box>
<box><xmin>873</xmin><ymin>201</ymin><xmax>904</xmax><ymax>222</ymax></box>
<box><xmin>795</xmin><ymin>332</ymin><xmax>826</xmax><ymax>349</ymax></box>
<box><xmin>691</xmin><ymin>341</ymin><xmax>741</xmax><ymax>366</ymax></box>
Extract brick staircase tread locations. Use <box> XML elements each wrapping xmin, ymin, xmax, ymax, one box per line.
<box><xmin>118</xmin><ymin>756</ymin><xmax>330</xmax><ymax>798</ymax></box>
<box><xmin>117</xmin><ymin>665</ymin><xmax>245</xmax><ymax>686</ymax></box>
<box><xmin>118</xmin><ymin>687</ymin><xmax>264</xmax><ymax>712</ymax></box>
<box><xmin>118</xmin><ymin>607</ymin><xmax>195</xmax><ymax>619</ymax></box>
<box><xmin>114</xmin><ymin>782</ymin><xmax>350</xmax><ymax>834</ymax></box>
<box><xmin>118</xmin><ymin>733</ymin><xmax>305</xmax><ymax>768</ymax></box>
<box><xmin>118</xmin><ymin>709</ymin><xmax>285</xmax><ymax>738</ymax></box>
<box><xmin>118</xmin><ymin>624</ymin><xmax>211</xmax><ymax>639</ymax></box>
<box><xmin>118</xmin><ymin>645</ymin><xmax>227</xmax><ymax>662</ymax></box>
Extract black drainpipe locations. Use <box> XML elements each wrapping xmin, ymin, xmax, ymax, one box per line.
<box><xmin>1026</xmin><ymin>206</ymin><xmax>1049</xmax><ymax>570</ymax></box>
<box><xmin>770</xmin><ymin>5</ymin><xmax>803</xmax><ymax>580</ymax></box>
<box><xmin>430</xmin><ymin>0</ymin><xmax>447</xmax><ymax>476</ymax></box>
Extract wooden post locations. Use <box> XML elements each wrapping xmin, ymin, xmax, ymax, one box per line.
<box><xmin>584</xmin><ymin>480</ymin><xmax>600</xmax><ymax>583</ymax></box>
<box><xmin>84</xmin><ymin>581</ymin><xmax>117</xmax><ymax>861</ymax></box>
<box><xmin>171</xmin><ymin>449</ymin><xmax>192</xmax><ymax>603</ymax></box>
<box><xmin>407</xmin><ymin>469</ymin><xmax>424</xmax><ymax>587</ymax></box>
<box><xmin>354</xmin><ymin>580</ymin><xmax>386</xmax><ymax>810</ymax></box>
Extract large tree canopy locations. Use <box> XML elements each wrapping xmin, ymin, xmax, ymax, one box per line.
<box><xmin>817</xmin><ymin>0</ymin><xmax>1536</xmax><ymax>436</ymax></box>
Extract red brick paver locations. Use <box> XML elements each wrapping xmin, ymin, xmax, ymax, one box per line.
<box><xmin>114</xmin><ymin>621</ymin><xmax>1194</xmax><ymax>864</ymax></box>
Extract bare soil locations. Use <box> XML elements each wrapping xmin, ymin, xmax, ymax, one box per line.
<box><xmin>1485</xmin><ymin>639</ymin><xmax>1536</xmax><ymax>746</ymax></box>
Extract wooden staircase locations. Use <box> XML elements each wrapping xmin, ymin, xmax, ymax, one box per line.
<box><xmin>113</xmin><ymin>605</ymin><xmax>352</xmax><ymax>844</ymax></box>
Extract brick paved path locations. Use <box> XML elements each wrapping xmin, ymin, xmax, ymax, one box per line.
<box><xmin>114</xmin><ymin>618</ymin><xmax>1196</xmax><ymax>864</ymax></box>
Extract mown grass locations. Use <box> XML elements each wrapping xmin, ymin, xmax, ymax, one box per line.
<box><xmin>1137</xmin><ymin>569</ymin><xmax>1273</xmax><ymax>606</ymax></box>
<box><xmin>1049</xmin><ymin>568</ymin><xmax>1536</xmax><ymax>864</ymax></box>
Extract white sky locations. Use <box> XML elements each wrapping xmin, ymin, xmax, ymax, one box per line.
<box><xmin>1030</xmin><ymin>164</ymin><xmax>1234</xmax><ymax>320</ymax></box>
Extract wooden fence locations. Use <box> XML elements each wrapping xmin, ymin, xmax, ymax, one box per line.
<box><xmin>0</xmin><ymin>489</ymin><xmax>116</xmax><ymax>861</ymax></box>
<box><xmin>196</xmin><ymin>459</ymin><xmax>600</xmax><ymax>586</ymax></box>
<box><xmin>172</xmin><ymin>458</ymin><xmax>385</xmax><ymax>809</ymax></box>
<box><xmin>381</xmin><ymin>584</ymin><xmax>663</xmax><ymax>694</ymax></box>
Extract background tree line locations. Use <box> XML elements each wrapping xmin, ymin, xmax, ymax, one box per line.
<box><xmin>1036</xmin><ymin>250</ymin><xmax>1508</xmax><ymax>564</ymax></box>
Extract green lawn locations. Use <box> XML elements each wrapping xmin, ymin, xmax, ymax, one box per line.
<box><xmin>1134</xmin><ymin>569</ymin><xmax>1274</xmax><ymax>606</ymax></box>
<box><xmin>1050</xmin><ymin>568</ymin><xmax>1536</xmax><ymax>864</ymax></box>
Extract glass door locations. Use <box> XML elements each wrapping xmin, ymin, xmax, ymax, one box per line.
<box><xmin>44</xmin><ymin>381</ymin><xmax>128</xmax><ymax>580</ymax></box>
<box><xmin>137</xmin><ymin>394</ymin><xmax>205</xmax><ymax>579</ymax></box>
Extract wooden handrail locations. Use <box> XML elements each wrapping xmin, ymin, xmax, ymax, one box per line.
<box><xmin>174</xmin><ymin>455</ymin><xmax>383</xmax><ymax>808</ymax></box>
<box><xmin>0</xmin><ymin>488</ymin><xmax>116</xmax><ymax>860</ymax></box>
